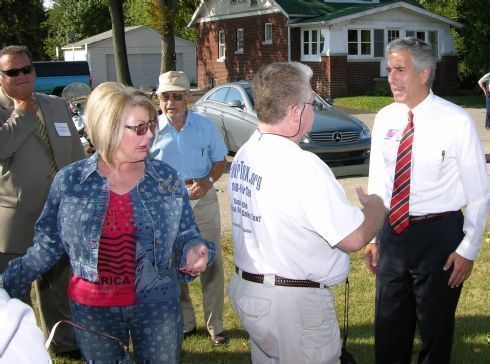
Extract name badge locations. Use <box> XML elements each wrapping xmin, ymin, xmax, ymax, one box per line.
<box><xmin>54</xmin><ymin>122</ymin><xmax>71</xmax><ymax>136</ymax></box>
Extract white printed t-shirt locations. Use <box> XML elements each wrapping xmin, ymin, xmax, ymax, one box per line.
<box><xmin>228</xmin><ymin>130</ymin><xmax>364</xmax><ymax>287</ymax></box>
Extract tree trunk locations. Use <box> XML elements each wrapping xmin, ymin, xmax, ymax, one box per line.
<box><xmin>108</xmin><ymin>0</ymin><xmax>132</xmax><ymax>86</ymax></box>
<box><xmin>159</xmin><ymin>0</ymin><xmax>178</xmax><ymax>74</ymax></box>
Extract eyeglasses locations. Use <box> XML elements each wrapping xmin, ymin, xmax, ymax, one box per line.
<box><xmin>0</xmin><ymin>65</ymin><xmax>34</xmax><ymax>77</ymax></box>
<box><xmin>160</xmin><ymin>93</ymin><xmax>185</xmax><ymax>102</ymax></box>
<box><xmin>304</xmin><ymin>102</ymin><xmax>315</xmax><ymax>107</ymax></box>
<box><xmin>125</xmin><ymin>120</ymin><xmax>157</xmax><ymax>136</ymax></box>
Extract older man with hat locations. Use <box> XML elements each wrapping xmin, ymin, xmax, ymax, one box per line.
<box><xmin>150</xmin><ymin>71</ymin><xmax>228</xmax><ymax>344</ymax></box>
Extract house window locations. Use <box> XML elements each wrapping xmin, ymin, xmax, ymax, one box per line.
<box><xmin>302</xmin><ymin>29</ymin><xmax>324</xmax><ymax>60</ymax></box>
<box><xmin>387</xmin><ymin>29</ymin><xmax>399</xmax><ymax>43</ymax></box>
<box><xmin>218</xmin><ymin>30</ymin><xmax>226</xmax><ymax>59</ymax></box>
<box><xmin>236</xmin><ymin>28</ymin><xmax>244</xmax><ymax>53</ymax></box>
<box><xmin>264</xmin><ymin>23</ymin><xmax>272</xmax><ymax>44</ymax></box>
<box><xmin>406</xmin><ymin>30</ymin><xmax>426</xmax><ymax>41</ymax></box>
<box><xmin>348</xmin><ymin>29</ymin><xmax>371</xmax><ymax>56</ymax></box>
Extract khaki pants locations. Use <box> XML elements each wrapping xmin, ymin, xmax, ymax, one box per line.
<box><xmin>228</xmin><ymin>272</ymin><xmax>341</xmax><ymax>364</ymax></box>
<box><xmin>180</xmin><ymin>188</ymin><xmax>224</xmax><ymax>336</ymax></box>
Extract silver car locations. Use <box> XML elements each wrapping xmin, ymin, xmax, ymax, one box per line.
<box><xmin>192</xmin><ymin>81</ymin><xmax>371</xmax><ymax>166</ymax></box>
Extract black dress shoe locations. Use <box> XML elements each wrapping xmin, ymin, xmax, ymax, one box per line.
<box><xmin>210</xmin><ymin>332</ymin><xmax>227</xmax><ymax>345</ymax></box>
<box><xmin>183</xmin><ymin>327</ymin><xmax>197</xmax><ymax>338</ymax></box>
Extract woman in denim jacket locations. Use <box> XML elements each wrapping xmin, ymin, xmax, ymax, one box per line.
<box><xmin>0</xmin><ymin>82</ymin><xmax>215</xmax><ymax>363</ymax></box>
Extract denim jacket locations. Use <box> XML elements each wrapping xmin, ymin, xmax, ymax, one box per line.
<box><xmin>1</xmin><ymin>154</ymin><xmax>215</xmax><ymax>301</ymax></box>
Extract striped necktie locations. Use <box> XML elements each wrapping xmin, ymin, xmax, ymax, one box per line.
<box><xmin>389</xmin><ymin>110</ymin><xmax>414</xmax><ymax>234</ymax></box>
<box><xmin>37</xmin><ymin>111</ymin><xmax>58</xmax><ymax>177</ymax></box>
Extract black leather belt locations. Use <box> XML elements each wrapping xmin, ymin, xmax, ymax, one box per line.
<box><xmin>409</xmin><ymin>211</ymin><xmax>452</xmax><ymax>225</ymax></box>
<box><xmin>235</xmin><ymin>267</ymin><xmax>327</xmax><ymax>288</ymax></box>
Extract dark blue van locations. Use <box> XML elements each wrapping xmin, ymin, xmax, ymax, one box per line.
<box><xmin>33</xmin><ymin>61</ymin><xmax>92</xmax><ymax>96</ymax></box>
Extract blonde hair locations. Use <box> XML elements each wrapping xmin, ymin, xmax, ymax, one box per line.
<box><xmin>85</xmin><ymin>82</ymin><xmax>157</xmax><ymax>167</ymax></box>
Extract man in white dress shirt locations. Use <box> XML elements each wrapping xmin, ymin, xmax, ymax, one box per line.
<box><xmin>365</xmin><ymin>37</ymin><xmax>489</xmax><ymax>364</ymax></box>
<box><xmin>228</xmin><ymin>61</ymin><xmax>386</xmax><ymax>364</ymax></box>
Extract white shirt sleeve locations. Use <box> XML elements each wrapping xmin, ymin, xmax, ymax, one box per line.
<box><xmin>368</xmin><ymin>111</ymin><xmax>391</xmax><ymax>207</ymax></box>
<box><xmin>454</xmin><ymin>118</ymin><xmax>489</xmax><ymax>260</ymax></box>
<box><xmin>299</xmin><ymin>156</ymin><xmax>364</xmax><ymax>246</ymax></box>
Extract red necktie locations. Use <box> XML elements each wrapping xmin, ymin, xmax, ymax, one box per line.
<box><xmin>389</xmin><ymin>111</ymin><xmax>414</xmax><ymax>234</ymax></box>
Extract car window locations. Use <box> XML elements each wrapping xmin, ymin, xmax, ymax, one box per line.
<box><xmin>226</xmin><ymin>88</ymin><xmax>244</xmax><ymax>105</ymax></box>
<box><xmin>207</xmin><ymin>87</ymin><xmax>228</xmax><ymax>103</ymax></box>
<box><xmin>33</xmin><ymin>61</ymin><xmax>90</xmax><ymax>77</ymax></box>
<box><xmin>313</xmin><ymin>93</ymin><xmax>331</xmax><ymax>111</ymax></box>
<box><xmin>244</xmin><ymin>87</ymin><xmax>255</xmax><ymax>109</ymax></box>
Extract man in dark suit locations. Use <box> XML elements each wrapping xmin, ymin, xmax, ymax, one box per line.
<box><xmin>0</xmin><ymin>45</ymin><xmax>85</xmax><ymax>358</ymax></box>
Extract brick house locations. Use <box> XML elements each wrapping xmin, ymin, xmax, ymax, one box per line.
<box><xmin>189</xmin><ymin>0</ymin><xmax>461</xmax><ymax>97</ymax></box>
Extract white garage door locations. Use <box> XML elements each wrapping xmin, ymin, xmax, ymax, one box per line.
<box><xmin>107</xmin><ymin>53</ymin><xmax>161</xmax><ymax>90</ymax></box>
<box><xmin>106</xmin><ymin>53</ymin><xmax>187</xmax><ymax>90</ymax></box>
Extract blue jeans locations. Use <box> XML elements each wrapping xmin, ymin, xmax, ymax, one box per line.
<box><xmin>486</xmin><ymin>95</ymin><xmax>490</xmax><ymax>128</ymax></box>
<box><xmin>70</xmin><ymin>299</ymin><xmax>183</xmax><ymax>363</ymax></box>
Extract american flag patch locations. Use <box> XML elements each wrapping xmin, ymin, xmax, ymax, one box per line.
<box><xmin>384</xmin><ymin>129</ymin><xmax>398</xmax><ymax>139</ymax></box>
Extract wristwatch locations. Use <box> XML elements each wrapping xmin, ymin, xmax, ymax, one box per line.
<box><xmin>208</xmin><ymin>176</ymin><xmax>214</xmax><ymax>184</ymax></box>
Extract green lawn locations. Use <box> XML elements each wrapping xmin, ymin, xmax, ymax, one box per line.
<box><xmin>334</xmin><ymin>94</ymin><xmax>485</xmax><ymax>113</ymax></box>
<box><xmin>46</xmin><ymin>231</ymin><xmax>490</xmax><ymax>363</ymax></box>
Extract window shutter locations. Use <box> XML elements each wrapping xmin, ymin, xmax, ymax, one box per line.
<box><xmin>374</xmin><ymin>29</ymin><xmax>384</xmax><ymax>57</ymax></box>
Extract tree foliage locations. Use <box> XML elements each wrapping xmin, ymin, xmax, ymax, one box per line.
<box><xmin>44</xmin><ymin>0</ymin><xmax>111</xmax><ymax>60</ymax></box>
<box><xmin>125</xmin><ymin>0</ymin><xmax>199</xmax><ymax>42</ymax></box>
<box><xmin>0</xmin><ymin>0</ymin><xmax>46</xmax><ymax>59</ymax></box>
<box><xmin>418</xmin><ymin>0</ymin><xmax>458</xmax><ymax>19</ymax></box>
<box><xmin>454</xmin><ymin>0</ymin><xmax>490</xmax><ymax>77</ymax></box>
<box><xmin>420</xmin><ymin>0</ymin><xmax>490</xmax><ymax>85</ymax></box>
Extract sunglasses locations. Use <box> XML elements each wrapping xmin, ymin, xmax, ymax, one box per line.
<box><xmin>0</xmin><ymin>65</ymin><xmax>34</xmax><ymax>77</ymax></box>
<box><xmin>125</xmin><ymin>120</ymin><xmax>157</xmax><ymax>136</ymax></box>
<box><xmin>160</xmin><ymin>92</ymin><xmax>185</xmax><ymax>102</ymax></box>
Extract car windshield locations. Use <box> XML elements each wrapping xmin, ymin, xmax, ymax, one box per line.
<box><xmin>242</xmin><ymin>86</ymin><xmax>329</xmax><ymax>112</ymax></box>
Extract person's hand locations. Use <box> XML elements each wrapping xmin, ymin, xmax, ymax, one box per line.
<box><xmin>13</xmin><ymin>94</ymin><xmax>38</xmax><ymax>116</ymax></box>
<box><xmin>364</xmin><ymin>243</ymin><xmax>379</xmax><ymax>274</ymax></box>
<box><xmin>180</xmin><ymin>243</ymin><xmax>209</xmax><ymax>276</ymax></box>
<box><xmin>443</xmin><ymin>252</ymin><xmax>474</xmax><ymax>288</ymax></box>
<box><xmin>187</xmin><ymin>179</ymin><xmax>213</xmax><ymax>200</ymax></box>
<box><xmin>356</xmin><ymin>186</ymin><xmax>384</xmax><ymax>211</ymax></box>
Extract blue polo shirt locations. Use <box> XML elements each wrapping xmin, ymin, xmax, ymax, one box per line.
<box><xmin>150</xmin><ymin>110</ymin><xmax>228</xmax><ymax>180</ymax></box>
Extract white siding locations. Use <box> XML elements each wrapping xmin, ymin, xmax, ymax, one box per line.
<box><xmin>63</xmin><ymin>49</ymin><xmax>87</xmax><ymax>61</ymax></box>
<box><xmin>175</xmin><ymin>38</ymin><xmax>196</xmax><ymax>84</ymax></box>
<box><xmin>321</xmin><ymin>7</ymin><xmax>455</xmax><ymax>58</ymax></box>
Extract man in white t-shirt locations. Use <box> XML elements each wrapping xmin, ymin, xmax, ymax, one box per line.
<box><xmin>227</xmin><ymin>62</ymin><xmax>386</xmax><ymax>364</ymax></box>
